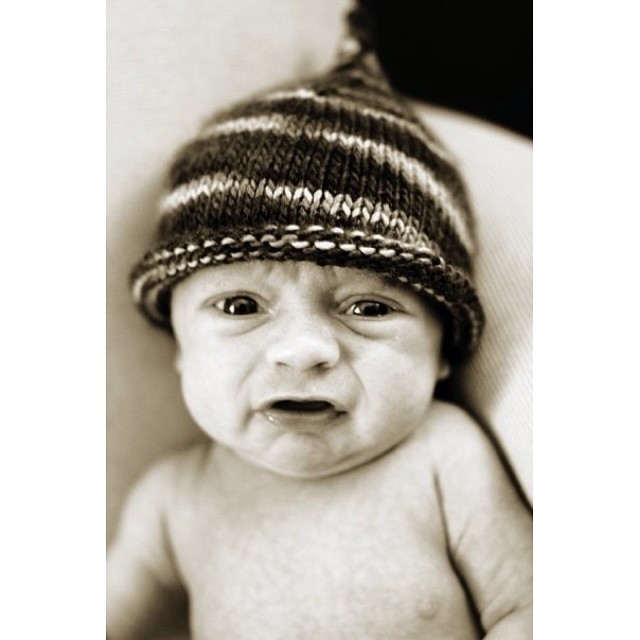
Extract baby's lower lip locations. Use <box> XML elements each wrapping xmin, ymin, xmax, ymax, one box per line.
<box><xmin>262</xmin><ymin>401</ymin><xmax>346</xmax><ymax>429</ymax></box>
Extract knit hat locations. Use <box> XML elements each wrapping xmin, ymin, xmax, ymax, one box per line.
<box><xmin>130</xmin><ymin>9</ymin><xmax>484</xmax><ymax>361</ymax></box>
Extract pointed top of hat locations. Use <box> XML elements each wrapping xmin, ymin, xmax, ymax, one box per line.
<box><xmin>334</xmin><ymin>1</ymin><xmax>387</xmax><ymax>82</ymax></box>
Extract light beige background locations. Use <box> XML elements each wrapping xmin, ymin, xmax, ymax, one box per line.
<box><xmin>107</xmin><ymin>0</ymin><xmax>532</xmax><ymax>542</ymax></box>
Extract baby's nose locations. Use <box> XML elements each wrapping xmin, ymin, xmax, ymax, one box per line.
<box><xmin>266</xmin><ymin>313</ymin><xmax>340</xmax><ymax>371</ymax></box>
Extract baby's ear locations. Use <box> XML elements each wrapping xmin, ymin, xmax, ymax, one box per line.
<box><xmin>437</xmin><ymin>358</ymin><xmax>451</xmax><ymax>381</ymax></box>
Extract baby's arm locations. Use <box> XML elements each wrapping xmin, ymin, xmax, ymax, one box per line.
<box><xmin>107</xmin><ymin>457</ymin><xmax>188</xmax><ymax>640</ymax></box>
<box><xmin>429</xmin><ymin>402</ymin><xmax>532</xmax><ymax>639</ymax></box>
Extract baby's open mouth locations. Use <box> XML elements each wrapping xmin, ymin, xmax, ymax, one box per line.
<box><xmin>263</xmin><ymin>399</ymin><xmax>346</xmax><ymax>428</ymax></box>
<box><xmin>270</xmin><ymin>400</ymin><xmax>335</xmax><ymax>412</ymax></box>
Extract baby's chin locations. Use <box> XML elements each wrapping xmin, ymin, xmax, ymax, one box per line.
<box><xmin>239</xmin><ymin>432</ymin><xmax>397</xmax><ymax>480</ymax></box>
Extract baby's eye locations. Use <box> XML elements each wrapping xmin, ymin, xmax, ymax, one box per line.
<box><xmin>215</xmin><ymin>295</ymin><xmax>260</xmax><ymax>315</ymax></box>
<box><xmin>346</xmin><ymin>300</ymin><xmax>394</xmax><ymax>317</ymax></box>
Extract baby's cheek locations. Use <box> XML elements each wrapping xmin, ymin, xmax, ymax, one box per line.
<box><xmin>180</xmin><ymin>368</ymin><xmax>221</xmax><ymax>425</ymax></box>
<box><xmin>363</xmin><ymin>356</ymin><xmax>437</xmax><ymax>421</ymax></box>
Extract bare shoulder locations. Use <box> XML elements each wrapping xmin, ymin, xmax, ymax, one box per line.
<box><xmin>422</xmin><ymin>400</ymin><xmax>494</xmax><ymax>456</ymax></box>
<box><xmin>130</xmin><ymin>442</ymin><xmax>213</xmax><ymax>504</ymax></box>
<box><xmin>379</xmin><ymin>401</ymin><xmax>486</xmax><ymax>490</ymax></box>
<box><xmin>109</xmin><ymin>442</ymin><xmax>213</xmax><ymax>584</ymax></box>
<box><xmin>423</xmin><ymin>400</ymin><xmax>529</xmax><ymax>524</ymax></box>
<box><xmin>114</xmin><ymin>441</ymin><xmax>213</xmax><ymax>536</ymax></box>
<box><xmin>419</xmin><ymin>400</ymin><xmax>516</xmax><ymax>495</ymax></box>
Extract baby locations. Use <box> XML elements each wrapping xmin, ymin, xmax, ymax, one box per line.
<box><xmin>107</xmin><ymin>41</ymin><xmax>532</xmax><ymax>640</ymax></box>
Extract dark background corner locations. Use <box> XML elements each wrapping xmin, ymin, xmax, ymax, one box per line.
<box><xmin>361</xmin><ymin>0</ymin><xmax>532</xmax><ymax>139</ymax></box>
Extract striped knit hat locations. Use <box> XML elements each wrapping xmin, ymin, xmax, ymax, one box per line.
<box><xmin>130</xmin><ymin>21</ymin><xmax>484</xmax><ymax>361</ymax></box>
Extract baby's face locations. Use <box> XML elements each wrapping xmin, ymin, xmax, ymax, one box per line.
<box><xmin>172</xmin><ymin>261</ymin><xmax>448</xmax><ymax>478</ymax></box>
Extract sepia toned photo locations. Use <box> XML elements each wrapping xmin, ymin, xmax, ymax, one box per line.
<box><xmin>107</xmin><ymin>1</ymin><xmax>532</xmax><ymax>637</ymax></box>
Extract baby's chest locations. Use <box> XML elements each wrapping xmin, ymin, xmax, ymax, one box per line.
<box><xmin>172</xmin><ymin>496</ymin><xmax>477</xmax><ymax>639</ymax></box>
